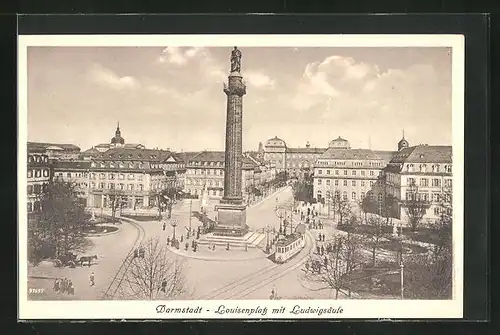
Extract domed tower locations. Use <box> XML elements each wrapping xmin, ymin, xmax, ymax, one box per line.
<box><xmin>328</xmin><ymin>136</ymin><xmax>350</xmax><ymax>149</ymax></box>
<box><xmin>398</xmin><ymin>129</ymin><xmax>409</xmax><ymax>151</ymax></box>
<box><xmin>111</xmin><ymin>122</ymin><xmax>125</xmax><ymax>147</ymax></box>
<box><xmin>306</xmin><ymin>141</ymin><xmax>311</xmax><ymax>148</ymax></box>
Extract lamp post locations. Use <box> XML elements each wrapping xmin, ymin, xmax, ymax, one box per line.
<box><xmin>171</xmin><ymin>219</ymin><xmax>178</xmax><ymax>243</ymax></box>
<box><xmin>399</xmin><ymin>223</ymin><xmax>404</xmax><ymax>300</ymax></box>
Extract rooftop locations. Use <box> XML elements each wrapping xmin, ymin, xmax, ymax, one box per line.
<box><xmin>287</xmin><ymin>147</ymin><xmax>327</xmax><ymax>154</ymax></box>
<box><xmin>52</xmin><ymin>160</ymin><xmax>92</xmax><ymax>170</ymax></box>
<box><xmin>319</xmin><ymin>148</ymin><xmax>383</xmax><ymax>160</ymax></box>
<box><xmin>28</xmin><ymin>142</ymin><xmax>81</xmax><ymax>152</ymax></box>
<box><xmin>389</xmin><ymin>145</ymin><xmax>452</xmax><ymax>164</ymax></box>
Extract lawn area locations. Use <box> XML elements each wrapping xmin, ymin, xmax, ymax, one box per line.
<box><xmin>337</xmin><ymin>224</ymin><xmax>441</xmax><ymax>245</ymax></box>
<box><xmin>121</xmin><ymin>214</ymin><xmax>161</xmax><ymax>221</ymax></box>
<box><xmin>378</xmin><ymin>240</ymin><xmax>428</xmax><ymax>254</ymax></box>
<box><xmin>83</xmin><ymin>225</ymin><xmax>119</xmax><ymax>235</ymax></box>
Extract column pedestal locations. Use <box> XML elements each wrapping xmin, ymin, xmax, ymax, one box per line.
<box><xmin>214</xmin><ymin>203</ymin><xmax>248</xmax><ymax>237</ymax></box>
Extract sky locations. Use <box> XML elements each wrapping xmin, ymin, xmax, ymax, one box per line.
<box><xmin>26</xmin><ymin>46</ymin><xmax>452</xmax><ymax>152</ymax></box>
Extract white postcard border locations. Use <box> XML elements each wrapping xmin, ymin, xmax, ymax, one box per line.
<box><xmin>18</xmin><ymin>34</ymin><xmax>465</xmax><ymax>320</ymax></box>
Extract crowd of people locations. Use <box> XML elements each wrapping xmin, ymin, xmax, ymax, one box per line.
<box><xmin>53</xmin><ymin>277</ymin><xmax>74</xmax><ymax>295</ymax></box>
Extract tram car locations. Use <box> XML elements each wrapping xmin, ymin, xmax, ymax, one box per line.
<box><xmin>274</xmin><ymin>232</ymin><xmax>305</xmax><ymax>264</ymax></box>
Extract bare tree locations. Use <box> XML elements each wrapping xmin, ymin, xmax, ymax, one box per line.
<box><xmin>401</xmin><ymin>182</ymin><xmax>431</xmax><ymax>231</ymax></box>
<box><xmin>120</xmin><ymin>237</ymin><xmax>187</xmax><ymax>300</ymax></box>
<box><xmin>336</xmin><ymin>198</ymin><xmax>352</xmax><ymax>225</ymax></box>
<box><xmin>364</xmin><ymin>215</ymin><xmax>390</xmax><ymax>267</ymax></box>
<box><xmin>107</xmin><ymin>188</ymin><xmax>125</xmax><ymax>222</ymax></box>
<box><xmin>303</xmin><ymin>233</ymin><xmax>363</xmax><ymax>299</ymax></box>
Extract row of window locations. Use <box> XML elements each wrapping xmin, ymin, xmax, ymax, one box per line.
<box><xmin>185</xmin><ymin>189</ymin><xmax>222</xmax><ymax>196</ymax></box>
<box><xmin>28</xmin><ymin>155</ymin><xmax>49</xmax><ymax>163</ymax></box>
<box><xmin>318</xmin><ymin>190</ymin><xmax>383</xmax><ymax>202</ymax></box>
<box><xmin>27</xmin><ymin>184</ymin><xmax>47</xmax><ymax>195</ymax></box>
<box><xmin>188</xmin><ymin>161</ymin><xmax>224</xmax><ymax>167</ymax></box>
<box><xmin>317</xmin><ymin>169</ymin><xmax>378</xmax><ymax>177</ymax></box>
<box><xmin>27</xmin><ymin>169</ymin><xmax>50</xmax><ymax>178</ymax></box>
<box><xmin>90</xmin><ymin>182</ymin><xmax>145</xmax><ymax>191</ymax></box>
<box><xmin>316</xmin><ymin>160</ymin><xmax>384</xmax><ymax>167</ymax></box>
<box><xmin>277</xmin><ymin>238</ymin><xmax>301</xmax><ymax>254</ymax></box>
<box><xmin>186</xmin><ymin>179</ymin><xmax>222</xmax><ymax>187</ymax></box>
<box><xmin>91</xmin><ymin>161</ymin><xmax>145</xmax><ymax>169</ymax></box>
<box><xmin>186</xmin><ymin>169</ymin><xmax>224</xmax><ymax>176</ymax></box>
<box><xmin>90</xmin><ymin>173</ymin><xmax>143</xmax><ymax>181</ymax></box>
<box><xmin>407</xmin><ymin>177</ymin><xmax>452</xmax><ymax>188</ymax></box>
<box><xmin>56</xmin><ymin>172</ymin><xmax>88</xmax><ymax>179</ymax></box>
<box><xmin>406</xmin><ymin>192</ymin><xmax>452</xmax><ymax>203</ymax></box>
<box><xmin>317</xmin><ymin>179</ymin><xmax>376</xmax><ymax>188</ymax></box>
<box><xmin>406</xmin><ymin>164</ymin><xmax>452</xmax><ymax>173</ymax></box>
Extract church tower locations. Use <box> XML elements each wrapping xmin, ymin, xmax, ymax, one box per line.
<box><xmin>398</xmin><ymin>129</ymin><xmax>409</xmax><ymax>151</ymax></box>
<box><xmin>111</xmin><ymin>122</ymin><xmax>125</xmax><ymax>147</ymax></box>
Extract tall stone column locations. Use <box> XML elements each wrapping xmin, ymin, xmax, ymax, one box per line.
<box><xmin>215</xmin><ymin>47</ymin><xmax>248</xmax><ymax>237</ymax></box>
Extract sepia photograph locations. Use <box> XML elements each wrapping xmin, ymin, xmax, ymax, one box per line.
<box><xmin>18</xmin><ymin>34</ymin><xmax>464</xmax><ymax>319</ymax></box>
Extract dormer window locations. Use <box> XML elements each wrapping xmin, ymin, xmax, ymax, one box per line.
<box><xmin>128</xmin><ymin>154</ymin><xmax>133</xmax><ymax>158</ymax></box>
<box><xmin>28</xmin><ymin>156</ymin><xmax>33</xmax><ymax>163</ymax></box>
<box><xmin>119</xmin><ymin>162</ymin><xmax>124</xmax><ymax>168</ymax></box>
<box><xmin>109</xmin><ymin>162</ymin><xmax>115</xmax><ymax>168</ymax></box>
<box><xmin>445</xmin><ymin>165</ymin><xmax>452</xmax><ymax>173</ymax></box>
<box><xmin>100</xmin><ymin>162</ymin><xmax>105</xmax><ymax>168</ymax></box>
<box><xmin>91</xmin><ymin>162</ymin><xmax>96</xmax><ymax>168</ymax></box>
<box><xmin>118</xmin><ymin>154</ymin><xmax>123</xmax><ymax>158</ymax></box>
<box><xmin>129</xmin><ymin>162</ymin><xmax>134</xmax><ymax>168</ymax></box>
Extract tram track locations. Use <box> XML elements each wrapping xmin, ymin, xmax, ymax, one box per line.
<box><xmin>101</xmin><ymin>215</ymin><xmax>146</xmax><ymax>300</ymax></box>
<box><xmin>205</xmin><ymin>231</ymin><xmax>314</xmax><ymax>300</ymax></box>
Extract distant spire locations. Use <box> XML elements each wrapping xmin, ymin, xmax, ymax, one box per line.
<box><xmin>402</xmin><ymin>128</ymin><xmax>405</xmax><ymax>139</ymax></box>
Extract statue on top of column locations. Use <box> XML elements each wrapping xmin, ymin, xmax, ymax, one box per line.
<box><xmin>230</xmin><ymin>46</ymin><xmax>242</xmax><ymax>73</ymax></box>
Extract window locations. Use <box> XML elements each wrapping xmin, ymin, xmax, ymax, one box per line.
<box><xmin>34</xmin><ymin>184</ymin><xmax>41</xmax><ymax>194</ymax></box>
<box><xmin>344</xmin><ymin>170</ymin><xmax>348</xmax><ymax>175</ymax></box>
<box><xmin>420</xmin><ymin>178</ymin><xmax>428</xmax><ymax>187</ymax></box>
<box><xmin>421</xmin><ymin>193</ymin><xmax>429</xmax><ymax>201</ymax></box>
<box><xmin>352</xmin><ymin>192</ymin><xmax>356</xmax><ymax>200</ymax></box>
<box><xmin>445</xmin><ymin>179</ymin><xmax>452</xmax><ymax>188</ymax></box>
<box><xmin>27</xmin><ymin>170</ymin><xmax>33</xmax><ymax>178</ymax></box>
<box><xmin>326</xmin><ymin>179</ymin><xmax>330</xmax><ymax>186</ymax></box>
<box><xmin>334</xmin><ymin>180</ymin><xmax>338</xmax><ymax>186</ymax></box>
<box><xmin>326</xmin><ymin>170</ymin><xmax>330</xmax><ymax>175</ymax></box>
<box><xmin>216</xmin><ymin>181</ymin><xmax>220</xmax><ymax>187</ymax></box>
<box><xmin>27</xmin><ymin>202</ymin><xmax>33</xmax><ymax>212</ymax></box>
<box><xmin>119</xmin><ymin>174</ymin><xmax>125</xmax><ymax>180</ymax></box>
<box><xmin>91</xmin><ymin>182</ymin><xmax>96</xmax><ymax>189</ymax></box>
<box><xmin>370</xmin><ymin>171</ymin><xmax>374</xmax><ymax>176</ymax></box>
<box><xmin>119</xmin><ymin>183</ymin><xmax>125</xmax><ymax>190</ymax></box>
<box><xmin>109</xmin><ymin>162</ymin><xmax>115</xmax><ymax>168</ymax></box>
<box><xmin>109</xmin><ymin>183</ymin><xmax>115</xmax><ymax>189</ymax></box>
<box><xmin>434</xmin><ymin>207</ymin><xmax>440</xmax><ymax>216</ymax></box>
<box><xmin>378</xmin><ymin>193</ymin><xmax>383</xmax><ymax>202</ymax></box>
<box><xmin>445</xmin><ymin>165</ymin><xmax>452</xmax><ymax>173</ymax></box>
<box><xmin>27</xmin><ymin>185</ymin><xmax>33</xmax><ymax>194</ymax></box>
<box><xmin>99</xmin><ymin>182</ymin><xmax>105</xmax><ymax>189</ymax></box>
<box><xmin>370</xmin><ymin>181</ymin><xmax>374</xmax><ymax>187</ymax></box>
<box><xmin>100</xmin><ymin>162</ymin><xmax>105</xmax><ymax>168</ymax></box>
<box><xmin>407</xmin><ymin>164</ymin><xmax>414</xmax><ymax>172</ymax></box>
<box><xmin>138</xmin><ymin>174</ymin><xmax>143</xmax><ymax>181</ymax></box>
<box><xmin>335</xmin><ymin>170</ymin><xmax>339</xmax><ymax>175</ymax></box>
<box><xmin>335</xmin><ymin>191</ymin><xmax>340</xmax><ymax>199</ymax></box>
<box><xmin>139</xmin><ymin>184</ymin><xmax>144</xmax><ymax>191</ymax></box>
<box><xmin>67</xmin><ymin>172</ymin><xmax>71</xmax><ymax>178</ymax></box>
<box><xmin>318</xmin><ymin>169</ymin><xmax>322</xmax><ymax>175</ymax></box>
<box><xmin>432</xmin><ymin>193</ymin><xmax>440</xmax><ymax>202</ymax></box>
<box><xmin>343</xmin><ymin>180</ymin><xmax>348</xmax><ymax>186</ymax></box>
<box><xmin>128</xmin><ymin>174</ymin><xmax>134</xmax><ymax>180</ymax></box>
<box><xmin>90</xmin><ymin>173</ymin><xmax>96</xmax><ymax>179</ymax></box>
<box><xmin>408</xmin><ymin>178</ymin><xmax>416</xmax><ymax>186</ymax></box>
<box><xmin>361</xmin><ymin>170</ymin><xmax>365</xmax><ymax>176</ymax></box>
<box><xmin>352</xmin><ymin>170</ymin><xmax>356</xmax><ymax>176</ymax></box>
<box><xmin>317</xmin><ymin>179</ymin><xmax>322</xmax><ymax>185</ymax></box>
<box><xmin>99</xmin><ymin>173</ymin><xmax>106</xmax><ymax>179</ymax></box>
<box><xmin>119</xmin><ymin>162</ymin><xmax>124</xmax><ymax>168</ymax></box>
<box><xmin>432</xmin><ymin>178</ymin><xmax>440</xmax><ymax>187</ymax></box>
<box><xmin>28</xmin><ymin>156</ymin><xmax>33</xmax><ymax>163</ymax></box>
<box><xmin>342</xmin><ymin>191</ymin><xmax>348</xmax><ymax>200</ymax></box>
<box><xmin>361</xmin><ymin>181</ymin><xmax>365</xmax><ymax>187</ymax></box>
<box><xmin>361</xmin><ymin>192</ymin><xmax>365</xmax><ymax>199</ymax></box>
<box><xmin>352</xmin><ymin>180</ymin><xmax>356</xmax><ymax>186</ymax></box>
<box><xmin>420</xmin><ymin>164</ymin><xmax>427</xmax><ymax>173</ymax></box>
<box><xmin>109</xmin><ymin>173</ymin><xmax>115</xmax><ymax>179</ymax></box>
<box><xmin>212</xmin><ymin>190</ymin><xmax>216</xmax><ymax>196</ymax></box>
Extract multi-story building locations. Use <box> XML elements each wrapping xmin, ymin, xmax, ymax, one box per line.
<box><xmin>385</xmin><ymin>144</ymin><xmax>453</xmax><ymax>225</ymax></box>
<box><xmin>52</xmin><ymin>160</ymin><xmax>92</xmax><ymax>205</ymax></box>
<box><xmin>27</xmin><ymin>142</ymin><xmax>81</xmax><ymax>161</ymax></box>
<box><xmin>263</xmin><ymin>136</ymin><xmax>328</xmax><ymax>178</ymax></box>
<box><xmin>26</xmin><ymin>150</ymin><xmax>51</xmax><ymax>213</ymax></box>
<box><xmin>313</xmin><ymin>137</ymin><xmax>387</xmax><ymax>205</ymax></box>
<box><xmin>183</xmin><ymin>151</ymin><xmax>258</xmax><ymax>204</ymax></box>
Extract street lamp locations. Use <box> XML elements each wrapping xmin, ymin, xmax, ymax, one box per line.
<box><xmin>400</xmin><ymin>261</ymin><xmax>405</xmax><ymax>300</ymax></box>
<box><xmin>171</xmin><ymin>219</ymin><xmax>178</xmax><ymax>243</ymax></box>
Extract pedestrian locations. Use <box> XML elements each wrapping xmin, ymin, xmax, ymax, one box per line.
<box><xmin>53</xmin><ymin>278</ymin><xmax>59</xmax><ymax>292</ymax></box>
<box><xmin>166</xmin><ymin>236</ymin><xmax>170</xmax><ymax>245</ymax></box>
<box><xmin>185</xmin><ymin>242</ymin><xmax>189</xmax><ymax>251</ymax></box>
<box><xmin>68</xmin><ymin>280</ymin><xmax>74</xmax><ymax>295</ymax></box>
<box><xmin>90</xmin><ymin>272</ymin><xmax>95</xmax><ymax>286</ymax></box>
<box><xmin>61</xmin><ymin>278</ymin><xmax>68</xmax><ymax>294</ymax></box>
<box><xmin>162</xmin><ymin>223</ymin><xmax>166</xmax><ymax>231</ymax></box>
<box><xmin>320</xmin><ymin>245</ymin><xmax>325</xmax><ymax>255</ymax></box>
<box><xmin>316</xmin><ymin>245</ymin><xmax>320</xmax><ymax>254</ymax></box>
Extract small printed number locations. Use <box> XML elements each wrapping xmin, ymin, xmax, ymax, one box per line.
<box><xmin>29</xmin><ymin>288</ymin><xmax>45</xmax><ymax>294</ymax></box>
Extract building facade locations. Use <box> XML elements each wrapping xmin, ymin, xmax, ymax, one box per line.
<box><xmin>263</xmin><ymin>136</ymin><xmax>328</xmax><ymax>178</ymax></box>
<box><xmin>385</xmin><ymin>144</ymin><xmax>453</xmax><ymax>225</ymax></box>
<box><xmin>313</xmin><ymin>137</ymin><xmax>388</xmax><ymax>206</ymax></box>
<box><xmin>183</xmin><ymin>151</ymin><xmax>258</xmax><ymax>204</ymax></box>
<box><xmin>27</xmin><ymin>150</ymin><xmax>52</xmax><ymax>213</ymax></box>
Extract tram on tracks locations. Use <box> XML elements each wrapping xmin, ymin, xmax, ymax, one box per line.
<box><xmin>274</xmin><ymin>232</ymin><xmax>306</xmax><ymax>264</ymax></box>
